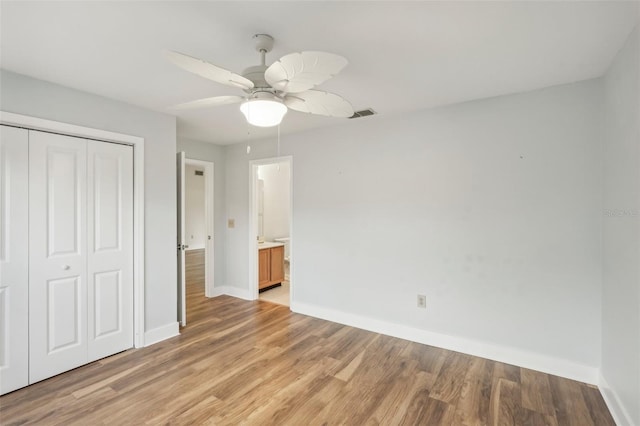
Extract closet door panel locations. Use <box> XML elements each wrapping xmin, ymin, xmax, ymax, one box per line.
<box><xmin>29</xmin><ymin>131</ymin><xmax>88</xmax><ymax>384</ymax></box>
<box><xmin>0</xmin><ymin>126</ymin><xmax>29</xmax><ymax>395</ymax></box>
<box><xmin>87</xmin><ymin>141</ymin><xmax>133</xmax><ymax>361</ymax></box>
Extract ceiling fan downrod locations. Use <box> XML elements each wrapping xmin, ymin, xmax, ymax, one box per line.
<box><xmin>252</xmin><ymin>34</ymin><xmax>274</xmax><ymax>66</ymax></box>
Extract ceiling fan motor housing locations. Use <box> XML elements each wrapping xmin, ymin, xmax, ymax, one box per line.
<box><xmin>242</xmin><ymin>34</ymin><xmax>275</xmax><ymax>91</ymax></box>
<box><xmin>242</xmin><ymin>64</ymin><xmax>270</xmax><ymax>90</ymax></box>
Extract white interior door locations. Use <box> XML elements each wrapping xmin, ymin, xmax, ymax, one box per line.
<box><xmin>87</xmin><ymin>140</ymin><xmax>133</xmax><ymax>362</ymax></box>
<box><xmin>177</xmin><ymin>152</ymin><xmax>186</xmax><ymax>326</ymax></box>
<box><xmin>29</xmin><ymin>131</ymin><xmax>88</xmax><ymax>383</ymax></box>
<box><xmin>0</xmin><ymin>126</ymin><xmax>30</xmax><ymax>394</ymax></box>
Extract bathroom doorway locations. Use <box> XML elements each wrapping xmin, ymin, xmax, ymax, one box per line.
<box><xmin>249</xmin><ymin>157</ymin><xmax>293</xmax><ymax>306</ymax></box>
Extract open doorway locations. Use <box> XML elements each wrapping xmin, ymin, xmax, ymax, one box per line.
<box><xmin>249</xmin><ymin>157</ymin><xmax>293</xmax><ymax>306</ymax></box>
<box><xmin>177</xmin><ymin>154</ymin><xmax>214</xmax><ymax>326</ymax></box>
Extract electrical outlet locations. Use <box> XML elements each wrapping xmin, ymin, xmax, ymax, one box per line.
<box><xmin>417</xmin><ymin>294</ymin><xmax>426</xmax><ymax>308</ymax></box>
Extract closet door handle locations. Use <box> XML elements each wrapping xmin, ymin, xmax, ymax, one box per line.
<box><xmin>62</xmin><ymin>265</ymin><xmax>70</xmax><ymax>270</ymax></box>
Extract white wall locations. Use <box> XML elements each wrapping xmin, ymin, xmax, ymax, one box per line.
<box><xmin>258</xmin><ymin>162</ymin><xmax>290</xmax><ymax>242</ymax></box>
<box><xmin>224</xmin><ymin>78</ymin><xmax>604</xmax><ymax>379</ymax></box>
<box><xmin>602</xmin><ymin>23</ymin><xmax>640</xmax><ymax>426</ymax></box>
<box><xmin>0</xmin><ymin>69</ymin><xmax>177</xmax><ymax>334</ymax></box>
<box><xmin>176</xmin><ymin>138</ymin><xmax>226</xmax><ymax>290</ymax></box>
<box><xmin>185</xmin><ymin>164</ymin><xmax>206</xmax><ymax>250</ymax></box>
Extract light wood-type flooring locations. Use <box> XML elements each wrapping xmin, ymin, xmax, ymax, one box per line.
<box><xmin>0</xmin><ymin>253</ymin><xmax>615</xmax><ymax>425</ymax></box>
<box><xmin>186</xmin><ymin>248</ymin><xmax>206</xmax><ymax>292</ymax></box>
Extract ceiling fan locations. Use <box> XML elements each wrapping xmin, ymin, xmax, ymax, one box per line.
<box><xmin>166</xmin><ymin>34</ymin><xmax>354</xmax><ymax>127</ymax></box>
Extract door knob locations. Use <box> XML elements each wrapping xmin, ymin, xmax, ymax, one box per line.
<box><xmin>62</xmin><ymin>265</ymin><xmax>70</xmax><ymax>270</ymax></box>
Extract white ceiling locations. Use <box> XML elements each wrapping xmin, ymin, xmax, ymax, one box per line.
<box><xmin>1</xmin><ymin>1</ymin><xmax>637</xmax><ymax>145</ymax></box>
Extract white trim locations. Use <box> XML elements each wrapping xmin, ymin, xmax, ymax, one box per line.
<box><xmin>209</xmin><ymin>285</ymin><xmax>253</xmax><ymax>300</ymax></box>
<box><xmin>599</xmin><ymin>372</ymin><xmax>635</xmax><ymax>426</ymax></box>
<box><xmin>291</xmin><ymin>301</ymin><xmax>599</xmax><ymax>385</ymax></box>
<box><xmin>0</xmin><ymin>111</ymin><xmax>146</xmax><ymax>348</ymax></box>
<box><xmin>133</xmin><ymin>135</ymin><xmax>145</xmax><ymax>348</ymax></box>
<box><xmin>185</xmin><ymin>158</ymin><xmax>215</xmax><ymax>298</ymax></box>
<box><xmin>0</xmin><ymin>111</ymin><xmax>142</xmax><ymax>145</ymax></box>
<box><xmin>144</xmin><ymin>322</ymin><xmax>179</xmax><ymax>347</ymax></box>
<box><xmin>248</xmin><ymin>156</ymin><xmax>293</xmax><ymax>303</ymax></box>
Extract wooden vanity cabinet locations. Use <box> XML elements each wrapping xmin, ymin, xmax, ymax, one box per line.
<box><xmin>258</xmin><ymin>245</ymin><xmax>285</xmax><ymax>290</ymax></box>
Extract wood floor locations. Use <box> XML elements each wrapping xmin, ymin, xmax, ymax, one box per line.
<box><xmin>185</xmin><ymin>248</ymin><xmax>206</xmax><ymax>292</ymax></box>
<box><xmin>0</xmin><ymin>256</ymin><xmax>614</xmax><ymax>425</ymax></box>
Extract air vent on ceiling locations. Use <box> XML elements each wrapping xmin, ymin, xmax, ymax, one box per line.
<box><xmin>195</xmin><ymin>170</ymin><xmax>204</xmax><ymax>176</ymax></box>
<box><xmin>349</xmin><ymin>108</ymin><xmax>377</xmax><ymax>119</ymax></box>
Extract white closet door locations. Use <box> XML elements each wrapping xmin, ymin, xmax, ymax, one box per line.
<box><xmin>29</xmin><ymin>131</ymin><xmax>88</xmax><ymax>384</ymax></box>
<box><xmin>87</xmin><ymin>140</ymin><xmax>133</xmax><ymax>362</ymax></box>
<box><xmin>0</xmin><ymin>126</ymin><xmax>29</xmax><ymax>394</ymax></box>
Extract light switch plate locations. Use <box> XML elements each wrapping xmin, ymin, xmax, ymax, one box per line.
<box><xmin>417</xmin><ymin>294</ymin><xmax>426</xmax><ymax>308</ymax></box>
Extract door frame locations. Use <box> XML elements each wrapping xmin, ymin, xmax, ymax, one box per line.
<box><xmin>177</xmin><ymin>156</ymin><xmax>215</xmax><ymax>327</ymax></box>
<box><xmin>0</xmin><ymin>111</ymin><xmax>146</xmax><ymax>348</ymax></box>
<box><xmin>248</xmin><ymin>156</ymin><xmax>293</xmax><ymax>302</ymax></box>
<box><xmin>184</xmin><ymin>158</ymin><xmax>215</xmax><ymax>297</ymax></box>
<box><xmin>177</xmin><ymin>152</ymin><xmax>186</xmax><ymax>326</ymax></box>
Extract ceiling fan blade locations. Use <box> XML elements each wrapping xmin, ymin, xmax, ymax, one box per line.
<box><xmin>265</xmin><ymin>51</ymin><xmax>348</xmax><ymax>93</ymax></box>
<box><xmin>165</xmin><ymin>50</ymin><xmax>254</xmax><ymax>90</ymax></box>
<box><xmin>284</xmin><ymin>90</ymin><xmax>354</xmax><ymax>118</ymax></box>
<box><xmin>170</xmin><ymin>95</ymin><xmax>244</xmax><ymax>110</ymax></box>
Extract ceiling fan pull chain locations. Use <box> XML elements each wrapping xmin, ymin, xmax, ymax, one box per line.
<box><xmin>277</xmin><ymin>124</ymin><xmax>282</xmax><ymax>172</ymax></box>
<box><xmin>246</xmin><ymin>108</ymin><xmax>252</xmax><ymax>154</ymax></box>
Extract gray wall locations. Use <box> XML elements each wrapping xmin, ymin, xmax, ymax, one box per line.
<box><xmin>0</xmin><ymin>69</ymin><xmax>177</xmax><ymax>333</ymax></box>
<box><xmin>602</xmin><ymin>24</ymin><xmax>640</xmax><ymax>425</ymax></box>
<box><xmin>185</xmin><ymin>164</ymin><xmax>206</xmax><ymax>249</ymax></box>
<box><xmin>224</xmin><ymin>137</ymin><xmax>283</xmax><ymax>290</ymax></box>
<box><xmin>223</xmin><ymin>78</ymin><xmax>604</xmax><ymax>372</ymax></box>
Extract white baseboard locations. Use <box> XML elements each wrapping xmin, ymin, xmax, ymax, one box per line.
<box><xmin>209</xmin><ymin>285</ymin><xmax>254</xmax><ymax>300</ymax></box>
<box><xmin>144</xmin><ymin>322</ymin><xmax>179</xmax><ymax>347</ymax></box>
<box><xmin>599</xmin><ymin>372</ymin><xmax>635</xmax><ymax>426</ymax></box>
<box><xmin>291</xmin><ymin>301</ymin><xmax>599</xmax><ymax>385</ymax></box>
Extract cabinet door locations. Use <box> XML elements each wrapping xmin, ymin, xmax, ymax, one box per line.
<box><xmin>0</xmin><ymin>126</ymin><xmax>29</xmax><ymax>395</ymax></box>
<box><xmin>270</xmin><ymin>246</ymin><xmax>285</xmax><ymax>285</ymax></box>
<box><xmin>87</xmin><ymin>141</ymin><xmax>133</xmax><ymax>362</ymax></box>
<box><xmin>29</xmin><ymin>131</ymin><xmax>88</xmax><ymax>384</ymax></box>
<box><xmin>258</xmin><ymin>248</ymin><xmax>271</xmax><ymax>289</ymax></box>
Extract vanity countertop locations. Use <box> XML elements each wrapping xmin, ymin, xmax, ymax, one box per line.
<box><xmin>258</xmin><ymin>242</ymin><xmax>285</xmax><ymax>250</ymax></box>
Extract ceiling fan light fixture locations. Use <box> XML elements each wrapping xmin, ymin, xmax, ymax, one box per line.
<box><xmin>240</xmin><ymin>98</ymin><xmax>288</xmax><ymax>127</ymax></box>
